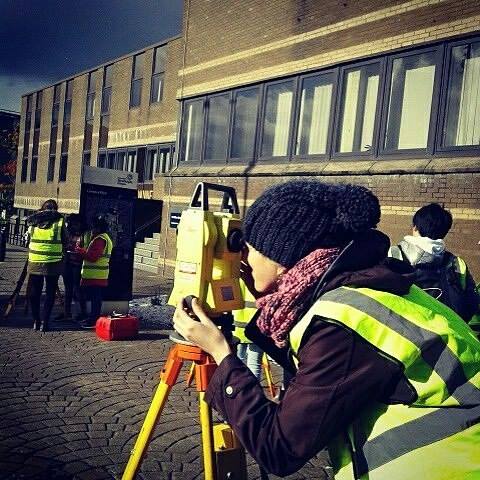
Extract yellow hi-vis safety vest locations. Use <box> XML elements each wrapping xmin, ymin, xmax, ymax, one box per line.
<box><xmin>28</xmin><ymin>218</ymin><xmax>64</xmax><ymax>263</ymax></box>
<box><xmin>233</xmin><ymin>279</ymin><xmax>257</xmax><ymax>343</ymax></box>
<box><xmin>81</xmin><ymin>233</ymin><xmax>113</xmax><ymax>281</ymax></box>
<box><xmin>289</xmin><ymin>285</ymin><xmax>480</xmax><ymax>480</ymax></box>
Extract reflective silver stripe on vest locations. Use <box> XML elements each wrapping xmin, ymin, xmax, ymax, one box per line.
<box><xmin>233</xmin><ymin>321</ymin><xmax>247</xmax><ymax>328</ymax></box>
<box><xmin>244</xmin><ymin>301</ymin><xmax>257</xmax><ymax>308</ymax></box>
<box><xmin>82</xmin><ymin>265</ymin><xmax>109</xmax><ymax>270</ymax></box>
<box><xmin>321</xmin><ymin>288</ymin><xmax>480</xmax><ymax>405</ymax></box>
<box><xmin>28</xmin><ymin>249</ymin><xmax>63</xmax><ymax>257</ymax></box>
<box><xmin>29</xmin><ymin>238</ymin><xmax>63</xmax><ymax>244</ymax></box>
<box><xmin>353</xmin><ymin>404</ymin><xmax>480</xmax><ymax>475</ymax></box>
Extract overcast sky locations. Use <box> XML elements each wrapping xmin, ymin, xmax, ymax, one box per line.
<box><xmin>0</xmin><ymin>0</ymin><xmax>183</xmax><ymax>112</ymax></box>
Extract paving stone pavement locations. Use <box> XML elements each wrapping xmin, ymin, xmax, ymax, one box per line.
<box><xmin>0</xmin><ymin>248</ymin><xmax>332</xmax><ymax>480</ymax></box>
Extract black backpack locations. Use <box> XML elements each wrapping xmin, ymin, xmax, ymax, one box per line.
<box><xmin>390</xmin><ymin>245</ymin><xmax>469</xmax><ymax>319</ymax></box>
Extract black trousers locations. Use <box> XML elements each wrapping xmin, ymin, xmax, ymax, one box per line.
<box><xmin>63</xmin><ymin>263</ymin><xmax>86</xmax><ymax>316</ymax></box>
<box><xmin>28</xmin><ymin>274</ymin><xmax>59</xmax><ymax>323</ymax></box>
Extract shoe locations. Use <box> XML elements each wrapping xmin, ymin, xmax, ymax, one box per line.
<box><xmin>75</xmin><ymin>313</ymin><xmax>88</xmax><ymax>323</ymax></box>
<box><xmin>33</xmin><ymin>321</ymin><xmax>40</xmax><ymax>331</ymax></box>
<box><xmin>39</xmin><ymin>321</ymin><xmax>48</xmax><ymax>332</ymax></box>
<box><xmin>80</xmin><ymin>321</ymin><xmax>96</xmax><ymax>329</ymax></box>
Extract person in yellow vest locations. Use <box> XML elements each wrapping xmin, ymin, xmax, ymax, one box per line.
<box><xmin>173</xmin><ymin>180</ymin><xmax>480</xmax><ymax>479</ymax></box>
<box><xmin>26</xmin><ymin>199</ymin><xmax>65</xmax><ymax>332</ymax></box>
<box><xmin>389</xmin><ymin>202</ymin><xmax>479</xmax><ymax>324</ymax></box>
<box><xmin>75</xmin><ymin>215</ymin><xmax>113</xmax><ymax>329</ymax></box>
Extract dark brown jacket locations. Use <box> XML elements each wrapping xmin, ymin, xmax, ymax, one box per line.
<box><xmin>205</xmin><ymin>230</ymin><xmax>417</xmax><ymax>476</ymax></box>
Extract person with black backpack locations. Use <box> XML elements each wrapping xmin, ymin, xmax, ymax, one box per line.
<box><xmin>389</xmin><ymin>202</ymin><xmax>479</xmax><ymax>324</ymax></box>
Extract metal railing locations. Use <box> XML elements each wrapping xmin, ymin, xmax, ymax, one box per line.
<box><xmin>5</xmin><ymin>221</ymin><xmax>29</xmax><ymax>247</ymax></box>
<box><xmin>135</xmin><ymin>213</ymin><xmax>162</xmax><ymax>244</ymax></box>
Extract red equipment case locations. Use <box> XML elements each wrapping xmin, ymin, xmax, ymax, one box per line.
<box><xmin>95</xmin><ymin>314</ymin><xmax>139</xmax><ymax>341</ymax></box>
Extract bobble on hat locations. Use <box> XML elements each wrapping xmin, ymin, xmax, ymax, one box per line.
<box><xmin>244</xmin><ymin>180</ymin><xmax>381</xmax><ymax>268</ymax></box>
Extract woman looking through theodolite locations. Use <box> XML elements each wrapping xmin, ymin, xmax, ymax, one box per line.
<box><xmin>173</xmin><ymin>180</ymin><xmax>480</xmax><ymax>479</ymax></box>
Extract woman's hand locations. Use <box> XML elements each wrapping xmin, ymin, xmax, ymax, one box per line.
<box><xmin>173</xmin><ymin>298</ymin><xmax>231</xmax><ymax>365</ymax></box>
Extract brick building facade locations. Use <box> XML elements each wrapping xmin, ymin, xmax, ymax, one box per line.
<box><xmin>14</xmin><ymin>0</ymin><xmax>480</xmax><ymax>279</ymax></box>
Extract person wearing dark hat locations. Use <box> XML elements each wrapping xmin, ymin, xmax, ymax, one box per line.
<box><xmin>75</xmin><ymin>214</ymin><xmax>113</xmax><ymax>329</ymax></box>
<box><xmin>174</xmin><ymin>180</ymin><xmax>480</xmax><ymax>479</ymax></box>
<box><xmin>26</xmin><ymin>199</ymin><xmax>66</xmax><ymax>332</ymax></box>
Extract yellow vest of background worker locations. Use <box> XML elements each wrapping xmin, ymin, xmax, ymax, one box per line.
<box><xmin>81</xmin><ymin>233</ymin><xmax>113</xmax><ymax>281</ymax></box>
<box><xmin>233</xmin><ymin>279</ymin><xmax>257</xmax><ymax>343</ymax></box>
<box><xmin>28</xmin><ymin>218</ymin><xmax>64</xmax><ymax>263</ymax></box>
<box><xmin>289</xmin><ymin>284</ymin><xmax>480</xmax><ymax>480</ymax></box>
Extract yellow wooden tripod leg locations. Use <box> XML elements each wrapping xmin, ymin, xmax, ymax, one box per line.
<box><xmin>122</xmin><ymin>382</ymin><xmax>172</xmax><ymax>480</ymax></box>
<box><xmin>199</xmin><ymin>391</ymin><xmax>216</xmax><ymax>480</ymax></box>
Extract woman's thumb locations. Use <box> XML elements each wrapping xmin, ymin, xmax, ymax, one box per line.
<box><xmin>191</xmin><ymin>298</ymin><xmax>213</xmax><ymax>325</ymax></box>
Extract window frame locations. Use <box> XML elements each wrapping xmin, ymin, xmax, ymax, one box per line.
<box><xmin>130</xmin><ymin>53</ymin><xmax>145</xmax><ymax>109</ymax></box>
<box><xmin>150</xmin><ymin>45</ymin><xmax>166</xmax><ymax>104</ymax></box>
<box><xmin>378</xmin><ymin>45</ymin><xmax>443</xmax><ymax>157</ymax></box>
<box><xmin>228</xmin><ymin>85</ymin><xmax>261</xmax><ymax>164</ymax></box>
<box><xmin>436</xmin><ymin>35</ymin><xmax>480</xmax><ymax>155</ymax></box>
<box><xmin>202</xmin><ymin>91</ymin><xmax>233</xmax><ymax>164</ymax></box>
<box><xmin>330</xmin><ymin>58</ymin><xmax>385</xmax><ymax>160</ymax></box>
<box><xmin>257</xmin><ymin>77</ymin><xmax>298</xmax><ymax>163</ymax></box>
<box><xmin>180</xmin><ymin>98</ymin><xmax>206</xmax><ymax>164</ymax></box>
<box><xmin>291</xmin><ymin>68</ymin><xmax>339</xmax><ymax>162</ymax></box>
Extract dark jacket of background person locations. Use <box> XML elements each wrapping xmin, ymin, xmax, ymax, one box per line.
<box><xmin>391</xmin><ymin>237</ymin><xmax>479</xmax><ymax>322</ymax></box>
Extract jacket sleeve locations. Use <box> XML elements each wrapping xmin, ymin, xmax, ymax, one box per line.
<box><xmin>205</xmin><ymin>318</ymin><xmax>408</xmax><ymax>477</ymax></box>
<box><xmin>463</xmin><ymin>268</ymin><xmax>480</xmax><ymax>321</ymax></box>
<box><xmin>78</xmin><ymin>238</ymin><xmax>106</xmax><ymax>263</ymax></box>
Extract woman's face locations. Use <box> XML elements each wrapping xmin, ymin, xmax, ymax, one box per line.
<box><xmin>245</xmin><ymin>242</ymin><xmax>286</xmax><ymax>293</ymax></box>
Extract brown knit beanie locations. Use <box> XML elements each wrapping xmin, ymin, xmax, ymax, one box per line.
<box><xmin>244</xmin><ymin>180</ymin><xmax>381</xmax><ymax>268</ymax></box>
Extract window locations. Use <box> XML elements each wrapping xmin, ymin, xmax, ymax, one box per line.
<box><xmin>336</xmin><ymin>63</ymin><xmax>380</xmax><ymax>154</ymax></box>
<box><xmin>295</xmin><ymin>73</ymin><xmax>335</xmax><ymax>156</ymax></box>
<box><xmin>47</xmin><ymin>154</ymin><xmax>55</xmax><ymax>182</ymax></box>
<box><xmin>84</xmin><ymin>119</ymin><xmax>93</xmax><ymax>152</ymax></box>
<box><xmin>34</xmin><ymin>91</ymin><xmax>42</xmax><ymax>130</ymax></box>
<box><xmin>97</xmin><ymin>151</ymin><xmax>107</xmax><ymax>168</ymax></box>
<box><xmin>158</xmin><ymin>147</ymin><xmax>171</xmax><ymax>173</ymax></box>
<box><xmin>116</xmin><ymin>151</ymin><xmax>127</xmax><ymax>170</ymax></box>
<box><xmin>144</xmin><ymin>148</ymin><xmax>158</xmax><ymax>180</ymax></box>
<box><xmin>107</xmin><ymin>151</ymin><xmax>116</xmax><ymax>168</ymax></box>
<box><xmin>130</xmin><ymin>53</ymin><xmax>144</xmax><ymax>108</ymax></box>
<box><xmin>181</xmin><ymin>99</ymin><xmax>204</xmax><ymax>162</ymax></box>
<box><xmin>127</xmin><ymin>150</ymin><xmax>137</xmax><ymax>172</ymax></box>
<box><xmin>83</xmin><ymin>152</ymin><xmax>91</xmax><ymax>166</ymax></box>
<box><xmin>30</xmin><ymin>156</ymin><xmax>38</xmax><ymax>182</ymax></box>
<box><xmin>204</xmin><ymin>94</ymin><xmax>230</xmax><ymax>162</ymax></box>
<box><xmin>101</xmin><ymin>65</ymin><xmax>113</xmax><ymax>114</ymax></box>
<box><xmin>23</xmin><ymin>95</ymin><xmax>33</xmax><ymax>157</ymax></box>
<box><xmin>60</xmin><ymin>80</ymin><xmax>73</xmax><ymax>162</ymax></box>
<box><xmin>384</xmin><ymin>51</ymin><xmax>437</xmax><ymax>150</ymax></box>
<box><xmin>59</xmin><ymin>153</ymin><xmax>68</xmax><ymax>181</ymax></box>
<box><xmin>443</xmin><ymin>40</ymin><xmax>480</xmax><ymax>147</ymax></box>
<box><xmin>231</xmin><ymin>87</ymin><xmax>259</xmax><ymax>159</ymax></box>
<box><xmin>151</xmin><ymin>46</ymin><xmax>166</xmax><ymax>103</ymax></box>
<box><xmin>63</xmin><ymin>80</ymin><xmax>73</xmax><ymax>125</ymax></box>
<box><xmin>85</xmin><ymin>72</ymin><xmax>96</xmax><ymax>119</ymax></box>
<box><xmin>21</xmin><ymin>157</ymin><xmax>28</xmax><ymax>182</ymax></box>
<box><xmin>52</xmin><ymin>85</ymin><xmax>61</xmax><ymax>126</ymax></box>
<box><xmin>261</xmin><ymin>80</ymin><xmax>295</xmax><ymax>157</ymax></box>
<box><xmin>99</xmin><ymin>115</ymin><xmax>109</xmax><ymax>149</ymax></box>
<box><xmin>49</xmin><ymin>85</ymin><xmax>61</xmax><ymax>174</ymax></box>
